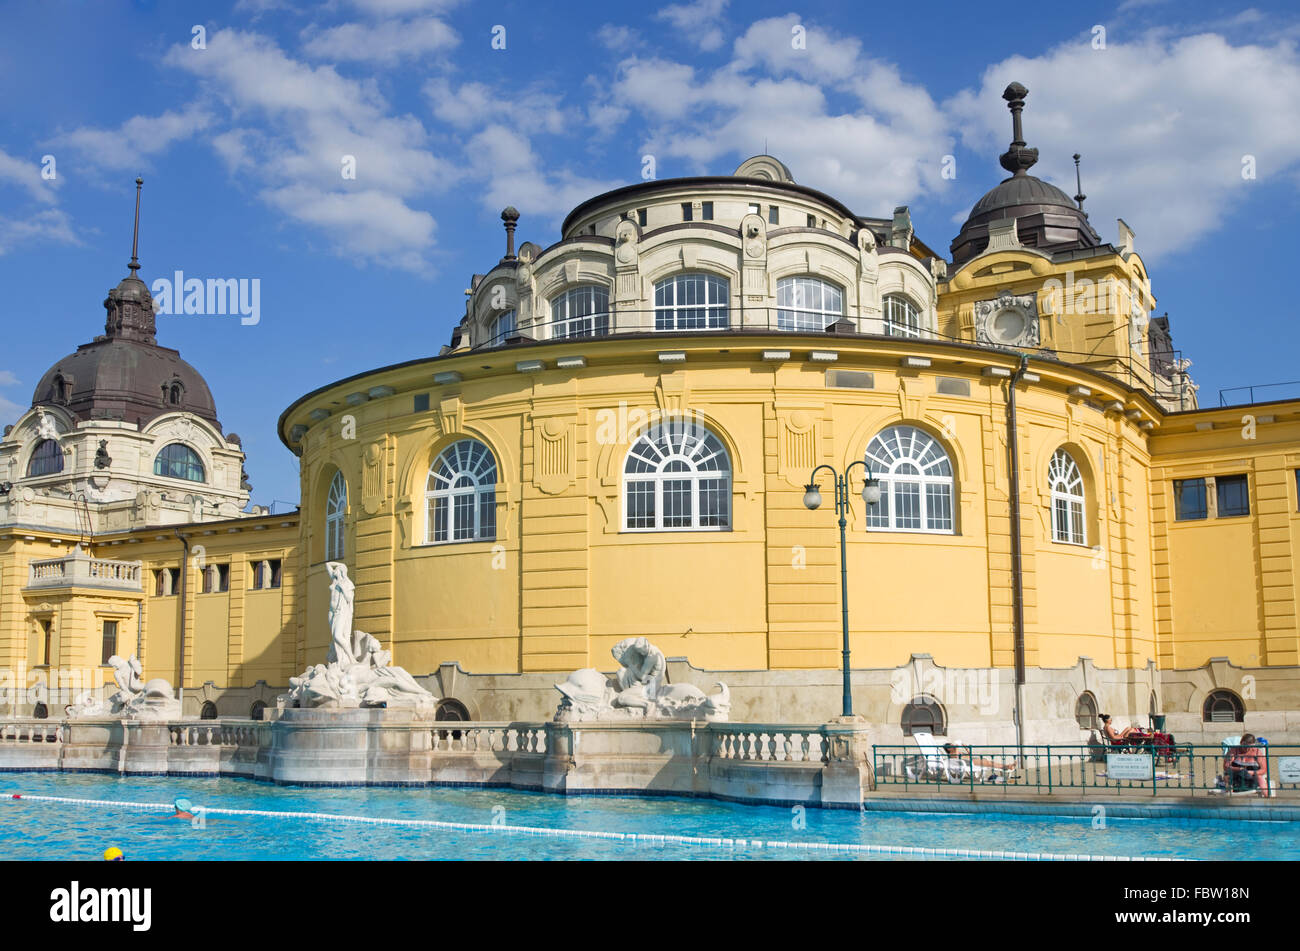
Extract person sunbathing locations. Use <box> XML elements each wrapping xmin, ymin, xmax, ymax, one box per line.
<box><xmin>1224</xmin><ymin>734</ymin><xmax>1270</xmax><ymax>797</ymax></box>
<box><xmin>1099</xmin><ymin>714</ymin><xmax>1140</xmax><ymax>744</ymax></box>
<box><xmin>942</xmin><ymin>743</ymin><xmax>1016</xmax><ymax>771</ymax></box>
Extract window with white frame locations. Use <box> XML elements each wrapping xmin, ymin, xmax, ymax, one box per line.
<box><xmin>325</xmin><ymin>470</ymin><xmax>347</xmax><ymax>561</ymax></box>
<box><xmin>426</xmin><ymin>439</ymin><xmax>497</xmax><ymax>544</ymax></box>
<box><xmin>864</xmin><ymin>426</ymin><xmax>954</xmax><ymax>533</ymax></box>
<box><xmin>624</xmin><ymin>420</ymin><xmax>730</xmax><ymax>531</ymax></box>
<box><xmin>1049</xmin><ymin>449</ymin><xmax>1086</xmax><ymax>545</ymax></box>
<box><xmin>654</xmin><ymin>273</ymin><xmax>728</xmax><ymax>331</ymax></box>
<box><xmin>550</xmin><ymin>286</ymin><xmax>609</xmax><ymax>339</ymax></box>
<box><xmin>776</xmin><ymin>276</ymin><xmax>843</xmax><ymax>331</ymax></box>
<box><xmin>486</xmin><ymin>310</ymin><xmax>517</xmax><ymax>347</ymax></box>
<box><xmin>883</xmin><ymin>294</ymin><xmax>922</xmax><ymax>338</ymax></box>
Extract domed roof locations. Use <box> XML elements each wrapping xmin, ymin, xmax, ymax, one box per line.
<box><xmin>29</xmin><ymin>178</ymin><xmax>222</xmax><ymax>433</ymax></box>
<box><xmin>950</xmin><ymin>83</ymin><xmax>1101</xmax><ymax>266</ymax></box>
<box><xmin>33</xmin><ymin>337</ymin><xmax>221</xmax><ymax>432</ymax></box>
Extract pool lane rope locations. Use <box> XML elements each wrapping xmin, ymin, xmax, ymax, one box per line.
<box><xmin>6</xmin><ymin>793</ymin><xmax>1185</xmax><ymax>861</ymax></box>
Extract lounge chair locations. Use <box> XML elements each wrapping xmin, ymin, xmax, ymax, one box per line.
<box><xmin>911</xmin><ymin>732</ymin><xmax>1012</xmax><ymax>783</ymax></box>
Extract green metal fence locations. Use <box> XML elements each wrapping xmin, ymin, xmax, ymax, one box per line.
<box><xmin>872</xmin><ymin>743</ymin><xmax>1300</xmax><ymax>798</ymax></box>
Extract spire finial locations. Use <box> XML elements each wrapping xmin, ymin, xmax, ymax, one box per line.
<box><xmin>1072</xmin><ymin>153</ymin><xmax>1086</xmax><ymax>210</ymax></box>
<box><xmin>128</xmin><ymin>176</ymin><xmax>143</xmax><ymax>275</ymax></box>
<box><xmin>998</xmin><ymin>82</ymin><xmax>1039</xmax><ymax>176</ymax></box>
<box><xmin>501</xmin><ymin>206</ymin><xmax>519</xmax><ymax>261</ymax></box>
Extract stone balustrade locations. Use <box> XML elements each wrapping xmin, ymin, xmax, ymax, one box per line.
<box><xmin>711</xmin><ymin>724</ymin><xmax>829</xmax><ymax>763</ymax></box>
<box><xmin>0</xmin><ymin>713</ymin><xmax>874</xmax><ymax>807</ymax></box>
<box><xmin>26</xmin><ymin>550</ymin><xmax>143</xmax><ymax>591</ymax></box>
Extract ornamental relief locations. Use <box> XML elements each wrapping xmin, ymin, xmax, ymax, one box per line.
<box><xmin>974</xmin><ymin>290</ymin><xmax>1039</xmax><ymax>348</ymax></box>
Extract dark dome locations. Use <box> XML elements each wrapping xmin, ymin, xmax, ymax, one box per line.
<box><xmin>33</xmin><ymin>338</ymin><xmax>222</xmax><ymax>432</ymax></box>
<box><xmin>950</xmin><ymin>81</ymin><xmax>1102</xmax><ymax>266</ymax></box>
<box><xmin>950</xmin><ymin>173</ymin><xmax>1101</xmax><ymax>266</ymax></box>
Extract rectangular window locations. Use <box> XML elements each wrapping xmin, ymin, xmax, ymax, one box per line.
<box><xmin>767</xmin><ymin>205</ymin><xmax>779</xmax><ymax>225</ymax></box>
<box><xmin>202</xmin><ymin>566</ymin><xmax>214</xmax><ymax>594</ymax></box>
<box><xmin>269</xmin><ymin>559</ymin><xmax>283</xmax><ymax>589</ymax></box>
<box><xmin>203</xmin><ymin>564</ymin><xmax>229</xmax><ymax>593</ymax></box>
<box><xmin>700</xmin><ymin>202</ymin><xmax>713</xmax><ymax>221</ymax></box>
<box><xmin>681</xmin><ymin>202</ymin><xmax>693</xmax><ymax>222</ymax></box>
<box><xmin>252</xmin><ymin>560</ymin><xmax>265</xmax><ymax>590</ymax></box>
<box><xmin>807</xmin><ymin>213</ymin><xmax>817</xmax><ymax>228</ymax></box>
<box><xmin>155</xmin><ymin>569</ymin><xmax>166</xmax><ymax>597</ymax></box>
<box><xmin>1173</xmin><ymin>478</ymin><xmax>1207</xmax><ymax>520</ymax></box>
<box><xmin>1216</xmin><ymin>474</ymin><xmax>1250</xmax><ymax>517</ymax></box>
<box><xmin>637</xmin><ymin>208</ymin><xmax>647</xmax><ymax>227</ymax></box>
<box><xmin>626</xmin><ymin>480</ymin><xmax>655</xmax><ymax>529</ymax></box>
<box><xmin>41</xmin><ymin>620</ymin><xmax>52</xmax><ymax>666</ymax></box>
<box><xmin>101</xmin><ymin>620</ymin><xmax>118</xmax><ymax>667</ymax></box>
<box><xmin>414</xmin><ymin>393</ymin><xmax>430</xmax><ymax>413</ymax></box>
<box><xmin>748</xmin><ymin>203</ymin><xmax>761</xmax><ymax>217</ymax></box>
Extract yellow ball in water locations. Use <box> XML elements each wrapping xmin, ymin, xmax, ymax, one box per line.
<box><xmin>103</xmin><ymin>846</ymin><xmax>124</xmax><ymax>862</ymax></box>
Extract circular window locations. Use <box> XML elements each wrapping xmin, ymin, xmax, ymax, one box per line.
<box><xmin>991</xmin><ymin>308</ymin><xmax>1027</xmax><ymax>343</ymax></box>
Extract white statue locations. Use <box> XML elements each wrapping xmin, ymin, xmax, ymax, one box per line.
<box><xmin>282</xmin><ymin>562</ymin><xmax>437</xmax><ymax>716</ymax></box>
<box><xmin>553</xmin><ymin>637</ymin><xmax>729</xmax><ymax>722</ymax></box>
<box><xmin>65</xmin><ymin>654</ymin><xmax>182</xmax><ymax>720</ymax></box>
<box><xmin>34</xmin><ymin>407</ymin><xmax>59</xmax><ymax>442</ymax></box>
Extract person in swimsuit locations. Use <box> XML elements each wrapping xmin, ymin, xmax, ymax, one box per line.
<box><xmin>1224</xmin><ymin>734</ymin><xmax>1269</xmax><ymax>797</ymax></box>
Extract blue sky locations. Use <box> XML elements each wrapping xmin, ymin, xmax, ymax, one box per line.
<box><xmin>2</xmin><ymin>0</ymin><xmax>1299</xmax><ymax>507</ymax></box>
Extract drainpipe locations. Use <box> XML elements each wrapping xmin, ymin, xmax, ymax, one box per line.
<box><xmin>174</xmin><ymin>528</ymin><xmax>190</xmax><ymax>710</ymax></box>
<box><xmin>1007</xmin><ymin>354</ymin><xmax>1029</xmax><ymax>754</ymax></box>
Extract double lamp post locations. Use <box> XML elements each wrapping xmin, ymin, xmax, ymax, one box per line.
<box><xmin>803</xmin><ymin>462</ymin><xmax>882</xmax><ymax>719</ymax></box>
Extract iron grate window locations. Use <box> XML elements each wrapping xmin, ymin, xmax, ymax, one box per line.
<box><xmin>902</xmin><ymin>697</ymin><xmax>946</xmax><ymax>737</ymax></box>
<box><xmin>1215</xmin><ymin>474</ymin><xmax>1249</xmax><ymax>517</ymax></box>
<box><xmin>1202</xmin><ymin>689</ymin><xmax>1244</xmax><ymax>723</ymax></box>
<box><xmin>1173</xmin><ymin>478</ymin><xmax>1207</xmax><ymax>520</ymax></box>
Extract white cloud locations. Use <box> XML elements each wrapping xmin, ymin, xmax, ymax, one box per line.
<box><xmin>344</xmin><ymin>0</ymin><xmax>464</xmax><ymax>15</ymax></box>
<box><xmin>946</xmin><ymin>32</ymin><xmax>1300</xmax><ymax>258</ymax></box>
<box><xmin>657</xmin><ymin>0</ymin><xmax>729</xmax><ymax>52</ymax></box>
<box><xmin>0</xmin><ymin>209</ymin><xmax>80</xmax><ymax>255</ymax></box>
<box><xmin>301</xmin><ymin>16</ymin><xmax>459</xmax><ymax>63</ymax></box>
<box><xmin>596</xmin><ymin>24</ymin><xmax>639</xmax><ymax>53</ymax></box>
<box><xmin>464</xmin><ymin>125</ymin><xmax>622</xmax><ymax>218</ymax></box>
<box><xmin>164</xmin><ymin>28</ymin><xmax>453</xmax><ymax>273</ymax></box>
<box><xmin>602</xmin><ymin>16</ymin><xmax>952</xmax><ymax>214</ymax></box>
<box><xmin>0</xmin><ymin>371</ymin><xmax>20</xmax><ymax>387</ymax></box>
<box><xmin>0</xmin><ymin>147</ymin><xmax>56</xmax><ymax>203</ymax></box>
<box><xmin>51</xmin><ymin>108</ymin><xmax>212</xmax><ymax>172</ymax></box>
<box><xmin>424</xmin><ymin>79</ymin><xmax>574</xmax><ymax>135</ymax></box>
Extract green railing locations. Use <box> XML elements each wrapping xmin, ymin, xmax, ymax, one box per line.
<box><xmin>872</xmin><ymin>743</ymin><xmax>1300</xmax><ymax>798</ymax></box>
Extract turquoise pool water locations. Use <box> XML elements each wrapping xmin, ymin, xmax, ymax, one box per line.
<box><xmin>1</xmin><ymin>773</ymin><xmax>1296</xmax><ymax>860</ymax></box>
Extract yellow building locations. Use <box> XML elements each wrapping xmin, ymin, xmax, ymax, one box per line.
<box><xmin>4</xmin><ymin>84</ymin><xmax>1298</xmax><ymax>744</ymax></box>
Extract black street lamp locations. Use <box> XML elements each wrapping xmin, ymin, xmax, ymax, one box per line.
<box><xmin>803</xmin><ymin>462</ymin><xmax>882</xmax><ymax>718</ymax></box>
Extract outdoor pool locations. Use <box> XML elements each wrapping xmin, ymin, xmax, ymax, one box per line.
<box><xmin>2</xmin><ymin>773</ymin><xmax>1296</xmax><ymax>861</ymax></box>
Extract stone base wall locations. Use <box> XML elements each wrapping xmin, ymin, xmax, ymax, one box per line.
<box><xmin>6</xmin><ymin>656</ymin><xmax>1298</xmax><ymax>743</ymax></box>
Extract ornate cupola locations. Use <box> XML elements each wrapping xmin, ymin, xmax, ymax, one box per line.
<box><xmin>950</xmin><ymin>83</ymin><xmax>1102</xmax><ymax>266</ymax></box>
<box><xmin>103</xmin><ymin>178</ymin><xmax>158</xmax><ymax>344</ymax></box>
<box><xmin>30</xmin><ymin>178</ymin><xmax>222</xmax><ymax>431</ymax></box>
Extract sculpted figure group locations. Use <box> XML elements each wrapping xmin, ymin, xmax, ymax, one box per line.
<box><xmin>554</xmin><ymin>636</ymin><xmax>730</xmax><ymax>722</ymax></box>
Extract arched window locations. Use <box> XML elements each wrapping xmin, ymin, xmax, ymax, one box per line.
<box><xmin>250</xmin><ymin>700</ymin><xmax>267</xmax><ymax>721</ymax></box>
<box><xmin>883</xmin><ymin>294</ymin><xmax>921</xmax><ymax>338</ymax></box>
<box><xmin>325</xmin><ymin>470</ymin><xmax>347</xmax><ymax>562</ymax></box>
<box><xmin>426</xmin><ymin>439</ymin><xmax>497</xmax><ymax>544</ymax></box>
<box><xmin>154</xmin><ymin>443</ymin><xmax>205</xmax><ymax>482</ymax></box>
<box><xmin>624</xmin><ymin>420</ymin><xmax>731</xmax><ymax>531</ymax></box>
<box><xmin>550</xmin><ymin>285</ymin><xmax>610</xmax><ymax>339</ymax></box>
<box><xmin>865</xmin><ymin>426</ymin><xmax>955</xmax><ymax>533</ymax></box>
<box><xmin>654</xmin><ymin>273</ymin><xmax>729</xmax><ymax>331</ymax></box>
<box><xmin>487</xmin><ymin>310</ymin><xmax>517</xmax><ymax>347</ymax></box>
<box><xmin>902</xmin><ymin>696</ymin><xmax>946</xmax><ymax>736</ymax></box>
<box><xmin>169</xmin><ymin>383</ymin><xmax>182</xmax><ymax>405</ymax></box>
<box><xmin>199</xmin><ymin>701</ymin><xmax>218</xmax><ymax>720</ymax></box>
<box><xmin>436</xmin><ymin>699</ymin><xmax>471</xmax><ymax>722</ymax></box>
<box><xmin>1075</xmin><ymin>691</ymin><xmax>1098</xmax><ymax>730</ymax></box>
<box><xmin>776</xmin><ymin>276</ymin><xmax>843</xmax><ymax>331</ymax></box>
<box><xmin>1203</xmin><ymin>689</ymin><xmax>1244</xmax><ymax>723</ymax></box>
<box><xmin>27</xmin><ymin>439</ymin><xmax>63</xmax><ymax>477</ymax></box>
<box><xmin>1049</xmin><ymin>449</ymin><xmax>1086</xmax><ymax>545</ymax></box>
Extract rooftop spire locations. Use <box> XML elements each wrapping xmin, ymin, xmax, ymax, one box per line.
<box><xmin>501</xmin><ymin>206</ymin><xmax>519</xmax><ymax>261</ymax></box>
<box><xmin>1072</xmin><ymin>153</ymin><xmax>1086</xmax><ymax>210</ymax></box>
<box><xmin>998</xmin><ymin>82</ymin><xmax>1039</xmax><ymax>177</ymax></box>
<box><xmin>128</xmin><ymin>176</ymin><xmax>143</xmax><ymax>275</ymax></box>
